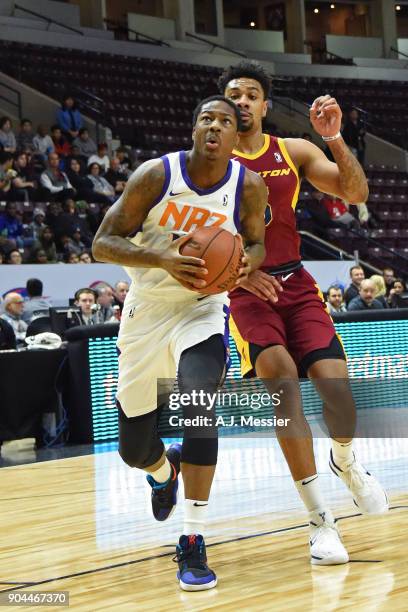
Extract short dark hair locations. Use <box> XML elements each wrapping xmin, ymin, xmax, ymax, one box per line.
<box><xmin>349</xmin><ymin>265</ymin><xmax>363</xmax><ymax>277</ymax></box>
<box><xmin>51</xmin><ymin>124</ymin><xmax>61</xmax><ymax>132</ymax></box>
<box><xmin>393</xmin><ymin>278</ymin><xmax>406</xmax><ymax>289</ymax></box>
<box><xmin>0</xmin><ymin>151</ymin><xmax>13</xmax><ymax>165</ymax></box>
<box><xmin>75</xmin><ymin>287</ymin><xmax>98</xmax><ymax>301</ymax></box>
<box><xmin>0</xmin><ymin>116</ymin><xmax>11</xmax><ymax>130</ymax></box>
<box><xmin>327</xmin><ymin>285</ymin><xmax>343</xmax><ymax>295</ymax></box>
<box><xmin>217</xmin><ymin>60</ymin><xmax>272</xmax><ymax>100</ymax></box>
<box><xmin>192</xmin><ymin>95</ymin><xmax>243</xmax><ymax>130</ymax></box>
<box><xmin>26</xmin><ymin>278</ymin><xmax>43</xmax><ymax>297</ymax></box>
<box><xmin>20</xmin><ymin>118</ymin><xmax>32</xmax><ymax>126</ymax></box>
<box><xmin>79</xmin><ymin>127</ymin><xmax>88</xmax><ymax>136</ymax></box>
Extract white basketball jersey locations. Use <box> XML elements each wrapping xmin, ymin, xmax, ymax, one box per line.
<box><xmin>125</xmin><ymin>150</ymin><xmax>246</xmax><ymax>302</ymax></box>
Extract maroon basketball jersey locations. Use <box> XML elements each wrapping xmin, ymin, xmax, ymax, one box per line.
<box><xmin>232</xmin><ymin>134</ymin><xmax>300</xmax><ymax>268</ymax></box>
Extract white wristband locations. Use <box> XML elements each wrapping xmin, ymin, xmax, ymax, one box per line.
<box><xmin>322</xmin><ymin>132</ymin><xmax>341</xmax><ymax>142</ymax></box>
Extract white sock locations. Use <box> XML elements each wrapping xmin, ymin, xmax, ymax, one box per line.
<box><xmin>149</xmin><ymin>457</ymin><xmax>171</xmax><ymax>484</ymax></box>
<box><xmin>183</xmin><ymin>499</ymin><xmax>208</xmax><ymax>536</ymax></box>
<box><xmin>331</xmin><ymin>439</ymin><xmax>354</xmax><ymax>468</ymax></box>
<box><xmin>295</xmin><ymin>474</ymin><xmax>327</xmax><ymax>514</ymax></box>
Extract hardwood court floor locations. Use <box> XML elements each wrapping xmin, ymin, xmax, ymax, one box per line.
<box><xmin>0</xmin><ymin>437</ymin><xmax>407</xmax><ymax>611</ymax></box>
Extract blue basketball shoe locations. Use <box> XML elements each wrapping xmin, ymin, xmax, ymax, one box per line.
<box><xmin>146</xmin><ymin>442</ymin><xmax>181</xmax><ymax>521</ymax></box>
<box><xmin>174</xmin><ymin>534</ymin><xmax>217</xmax><ymax>591</ymax></box>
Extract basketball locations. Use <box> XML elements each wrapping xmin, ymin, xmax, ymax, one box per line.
<box><xmin>180</xmin><ymin>227</ymin><xmax>244</xmax><ymax>294</ymax></box>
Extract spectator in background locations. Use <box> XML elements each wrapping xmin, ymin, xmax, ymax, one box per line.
<box><xmin>40</xmin><ymin>153</ymin><xmax>76</xmax><ymax>202</ymax></box>
<box><xmin>105</xmin><ymin>157</ymin><xmax>127</xmax><ymax>195</ymax></box>
<box><xmin>370</xmin><ymin>274</ymin><xmax>388</xmax><ymax>309</ymax></box>
<box><xmin>22</xmin><ymin>278</ymin><xmax>52</xmax><ymax>323</ymax></box>
<box><xmin>52</xmin><ymin>199</ymin><xmax>92</xmax><ymax>248</ymax></box>
<box><xmin>11</xmin><ymin>152</ymin><xmax>38</xmax><ymax>202</ymax></box>
<box><xmin>0</xmin><ymin>292</ymin><xmax>27</xmax><ymax>345</ymax></box>
<box><xmin>31</xmin><ymin>248</ymin><xmax>48</xmax><ymax>264</ymax></box>
<box><xmin>96</xmin><ymin>285</ymin><xmax>117</xmax><ymax>322</ymax></box>
<box><xmin>113</xmin><ymin>280</ymin><xmax>129</xmax><ymax>313</ymax></box>
<box><xmin>67</xmin><ymin>227</ymin><xmax>86</xmax><ymax>256</ymax></box>
<box><xmin>85</xmin><ymin>162</ymin><xmax>116</xmax><ymax>204</ymax></box>
<box><xmin>31</xmin><ymin>226</ymin><xmax>58</xmax><ymax>263</ymax></box>
<box><xmin>0</xmin><ymin>117</ymin><xmax>16</xmax><ymax>153</ymax></box>
<box><xmin>348</xmin><ymin>279</ymin><xmax>384</xmax><ymax>311</ymax></box>
<box><xmin>342</xmin><ymin>108</ymin><xmax>366</xmax><ymax>166</ymax></box>
<box><xmin>388</xmin><ymin>278</ymin><xmax>407</xmax><ymax>309</ymax></box>
<box><xmin>33</xmin><ymin>124</ymin><xmax>55</xmax><ymax>158</ymax></box>
<box><xmin>79</xmin><ymin>251</ymin><xmax>92</xmax><ymax>264</ymax></box>
<box><xmin>57</xmin><ymin>95</ymin><xmax>83</xmax><ymax>142</ymax></box>
<box><xmin>66</xmin><ymin>288</ymin><xmax>98</xmax><ymax>328</ymax></box>
<box><xmin>65</xmin><ymin>252</ymin><xmax>79</xmax><ymax>264</ymax></box>
<box><xmin>6</xmin><ymin>249</ymin><xmax>23</xmax><ymax>264</ymax></box>
<box><xmin>0</xmin><ymin>249</ymin><xmax>4</xmax><ymax>264</ymax></box>
<box><xmin>0</xmin><ymin>316</ymin><xmax>16</xmax><ymax>350</ymax></box>
<box><xmin>66</xmin><ymin>157</ymin><xmax>88</xmax><ymax>197</ymax></box>
<box><xmin>88</xmin><ymin>143</ymin><xmax>110</xmax><ymax>173</ymax></box>
<box><xmin>326</xmin><ymin>285</ymin><xmax>346</xmax><ymax>314</ymax></box>
<box><xmin>115</xmin><ymin>147</ymin><xmax>132</xmax><ymax>176</ymax></box>
<box><xmin>382</xmin><ymin>267</ymin><xmax>395</xmax><ymax>297</ymax></box>
<box><xmin>72</xmin><ymin>128</ymin><xmax>97</xmax><ymax>159</ymax></box>
<box><xmin>28</xmin><ymin>208</ymin><xmax>47</xmax><ymax>241</ymax></box>
<box><xmin>344</xmin><ymin>265</ymin><xmax>365</xmax><ymax>306</ymax></box>
<box><xmin>16</xmin><ymin>119</ymin><xmax>35</xmax><ymax>153</ymax></box>
<box><xmin>321</xmin><ymin>194</ymin><xmax>359</xmax><ymax>230</ymax></box>
<box><xmin>51</xmin><ymin>125</ymin><xmax>71</xmax><ymax>159</ymax></box>
<box><xmin>0</xmin><ymin>151</ymin><xmax>14</xmax><ymax>201</ymax></box>
<box><xmin>0</xmin><ymin>202</ymin><xmax>24</xmax><ymax>250</ymax></box>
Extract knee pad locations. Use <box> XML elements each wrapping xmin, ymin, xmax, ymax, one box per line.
<box><xmin>181</xmin><ymin>437</ymin><xmax>218</xmax><ymax>466</ymax></box>
<box><xmin>118</xmin><ymin>408</ymin><xmax>164</xmax><ymax>469</ymax></box>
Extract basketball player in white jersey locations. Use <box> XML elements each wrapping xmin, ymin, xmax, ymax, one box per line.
<box><xmin>93</xmin><ymin>96</ymin><xmax>270</xmax><ymax>591</ymax></box>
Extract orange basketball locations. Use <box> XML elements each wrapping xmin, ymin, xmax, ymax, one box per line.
<box><xmin>180</xmin><ymin>227</ymin><xmax>243</xmax><ymax>294</ymax></box>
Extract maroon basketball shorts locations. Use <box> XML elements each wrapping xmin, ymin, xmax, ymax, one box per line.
<box><xmin>229</xmin><ymin>266</ymin><xmax>345</xmax><ymax>376</ymax></box>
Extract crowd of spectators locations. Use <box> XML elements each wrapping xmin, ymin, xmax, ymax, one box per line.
<box><xmin>0</xmin><ymin>278</ymin><xmax>130</xmax><ymax>349</ymax></box>
<box><xmin>0</xmin><ymin>96</ymin><xmax>136</xmax><ymax>264</ymax></box>
<box><xmin>326</xmin><ymin>266</ymin><xmax>407</xmax><ymax>314</ymax></box>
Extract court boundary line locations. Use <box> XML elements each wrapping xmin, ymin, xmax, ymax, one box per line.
<box><xmin>1</xmin><ymin>505</ymin><xmax>406</xmax><ymax>593</ymax></box>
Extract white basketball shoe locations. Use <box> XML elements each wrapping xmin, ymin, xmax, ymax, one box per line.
<box><xmin>329</xmin><ymin>450</ymin><xmax>389</xmax><ymax>515</ymax></box>
<box><xmin>309</xmin><ymin>509</ymin><xmax>349</xmax><ymax>566</ymax></box>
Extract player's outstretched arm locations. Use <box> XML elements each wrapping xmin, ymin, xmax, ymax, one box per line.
<box><xmin>92</xmin><ymin>159</ymin><xmax>207</xmax><ymax>288</ymax></box>
<box><xmin>287</xmin><ymin>95</ymin><xmax>368</xmax><ymax>204</ymax></box>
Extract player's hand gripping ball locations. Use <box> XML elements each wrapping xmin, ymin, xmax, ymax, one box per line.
<box><xmin>180</xmin><ymin>226</ymin><xmax>244</xmax><ymax>294</ymax></box>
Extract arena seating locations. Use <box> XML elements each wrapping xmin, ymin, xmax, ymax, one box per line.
<box><xmin>273</xmin><ymin>76</ymin><xmax>408</xmax><ymax>149</ymax></box>
<box><xmin>0</xmin><ymin>39</ymin><xmax>407</xmax><ymax>273</ymax></box>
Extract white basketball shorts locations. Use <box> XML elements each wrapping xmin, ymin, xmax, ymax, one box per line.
<box><xmin>116</xmin><ymin>293</ymin><xmax>229</xmax><ymax>418</ymax></box>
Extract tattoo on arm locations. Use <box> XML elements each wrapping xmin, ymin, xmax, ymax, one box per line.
<box><xmin>240</xmin><ymin>170</ymin><xmax>267</xmax><ymax>269</ymax></box>
<box><xmin>327</xmin><ymin>138</ymin><xmax>368</xmax><ymax>203</ymax></box>
<box><xmin>92</xmin><ymin>159</ymin><xmax>165</xmax><ymax>267</ymax></box>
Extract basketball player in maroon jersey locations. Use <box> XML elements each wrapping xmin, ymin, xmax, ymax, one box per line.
<box><xmin>219</xmin><ymin>61</ymin><xmax>388</xmax><ymax>565</ymax></box>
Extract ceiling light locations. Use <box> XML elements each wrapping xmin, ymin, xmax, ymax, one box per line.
<box><xmin>250</xmin><ymin>21</ymin><xmax>256</xmax><ymax>27</ymax></box>
<box><xmin>314</xmin><ymin>8</ymin><xmax>319</xmax><ymax>14</ymax></box>
<box><xmin>330</xmin><ymin>3</ymin><xmax>335</xmax><ymax>8</ymax></box>
<box><xmin>396</xmin><ymin>5</ymin><xmax>401</xmax><ymax>10</ymax></box>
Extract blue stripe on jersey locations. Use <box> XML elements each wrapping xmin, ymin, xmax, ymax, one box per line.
<box><xmin>179</xmin><ymin>150</ymin><xmax>233</xmax><ymax>196</ymax></box>
<box><xmin>128</xmin><ymin>155</ymin><xmax>171</xmax><ymax>237</ymax></box>
<box><xmin>234</xmin><ymin>164</ymin><xmax>246</xmax><ymax>232</ymax></box>
<box><xmin>150</xmin><ymin>155</ymin><xmax>171</xmax><ymax>207</ymax></box>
